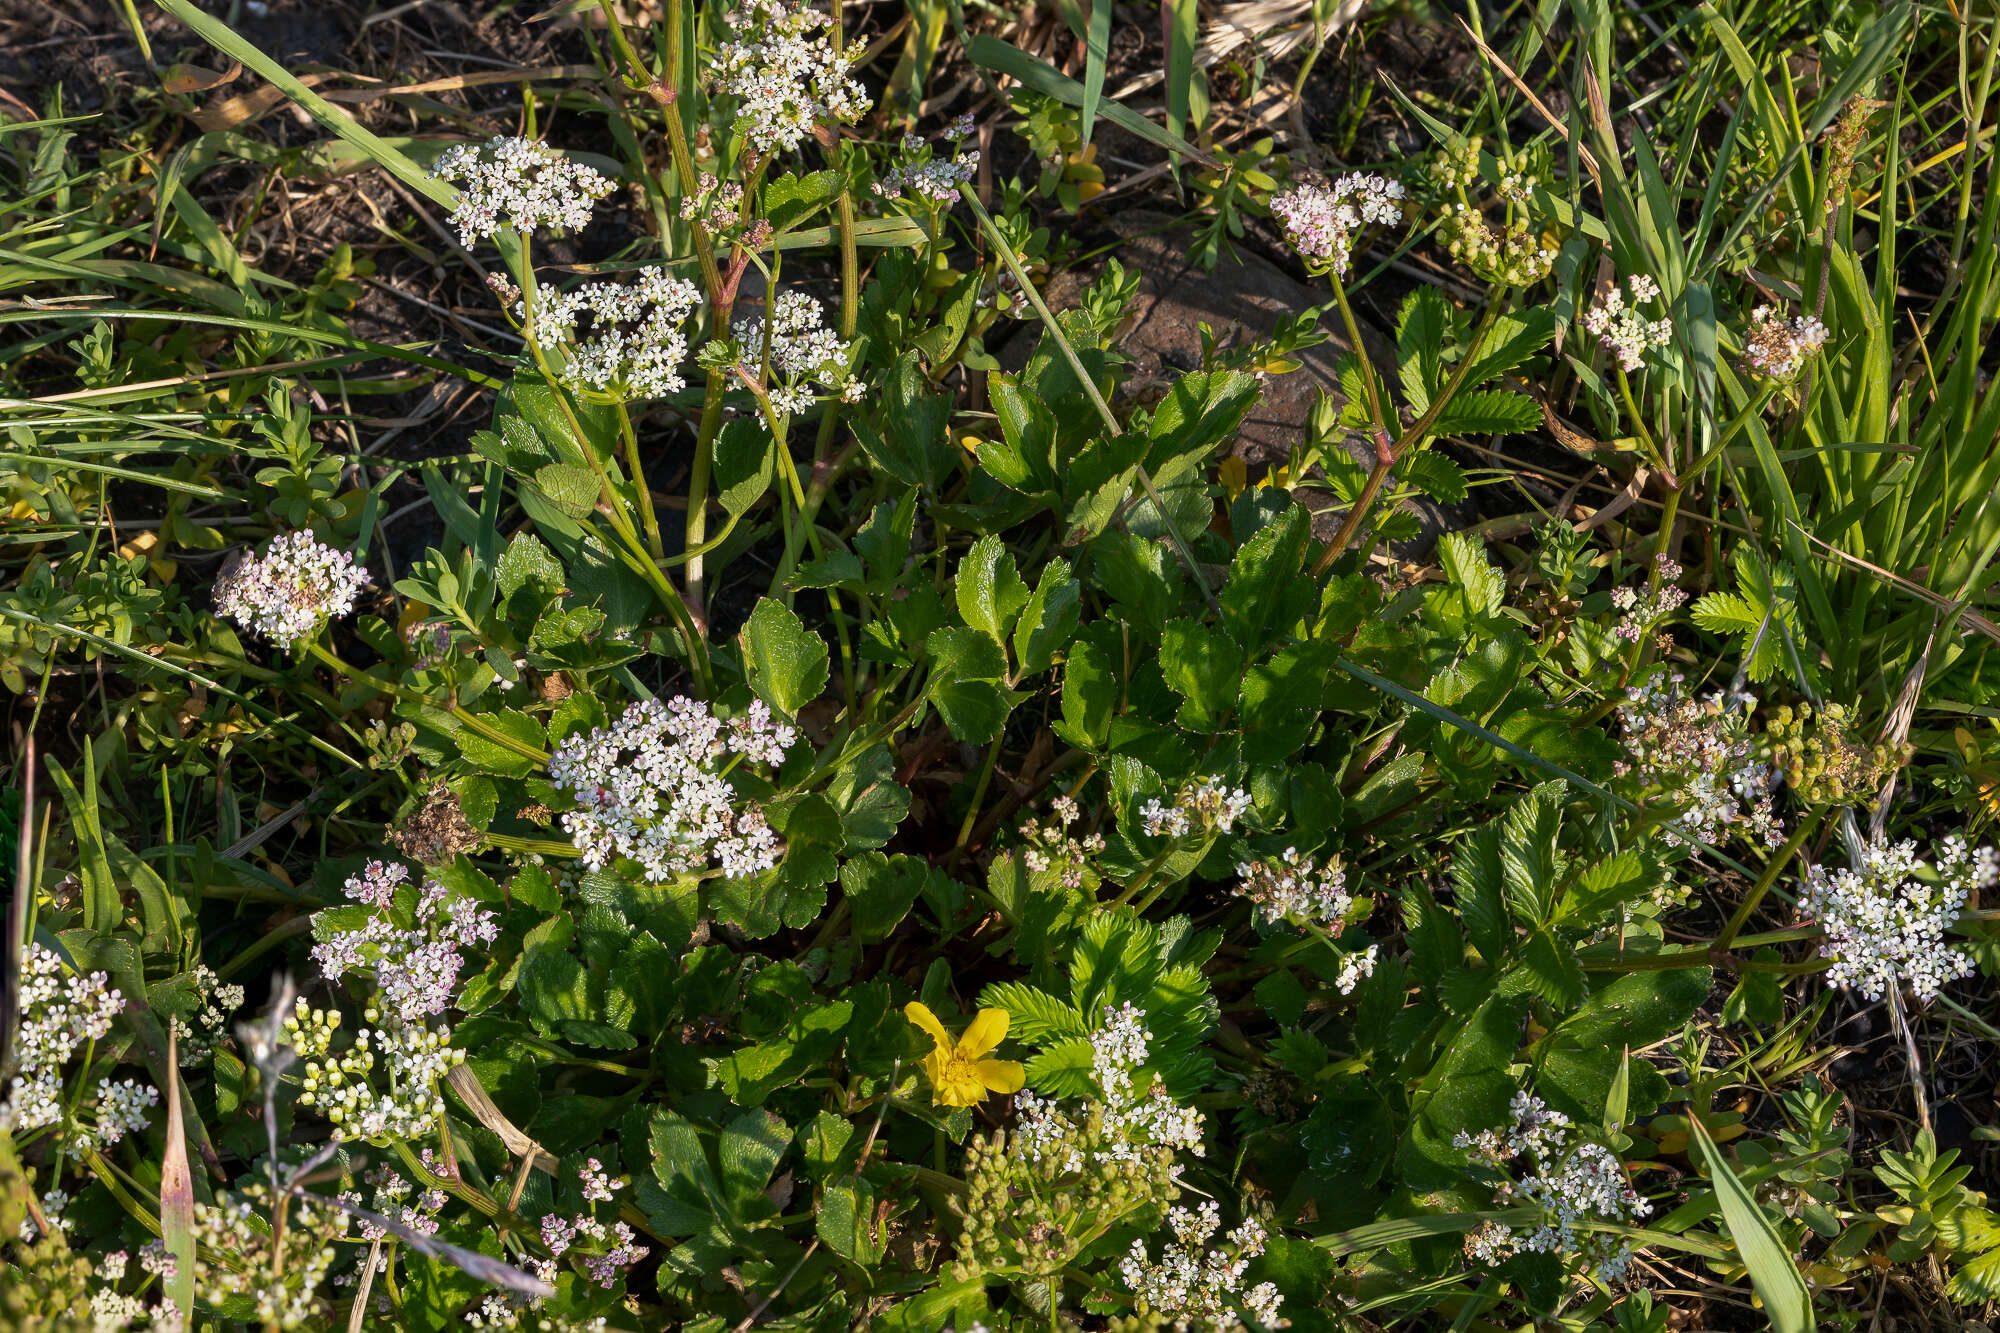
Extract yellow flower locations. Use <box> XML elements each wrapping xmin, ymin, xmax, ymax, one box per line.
<box><xmin>903</xmin><ymin>1002</ymin><xmax>1026</xmax><ymax>1108</ymax></box>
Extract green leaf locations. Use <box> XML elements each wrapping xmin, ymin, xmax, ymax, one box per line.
<box><xmin>44</xmin><ymin>752</ymin><xmax>119</xmax><ymax>933</ymax></box>
<box><xmin>1397</xmin><ymin>451</ymin><xmax>1469</xmax><ymax>504</ymax></box>
<box><xmin>714</xmin><ymin>417</ymin><xmax>776</xmax><ymax>519</ymax></box>
<box><xmin>496</xmin><ymin>531</ymin><xmax>564</xmax><ymax>603</ymax></box>
<box><xmin>1056</xmin><ymin>632</ymin><xmax>1117</xmax><ymax>750</ymax></box>
<box><xmin>1429</xmin><ymin>389</ymin><xmax>1541</xmax><ymax>436</ymax></box>
<box><xmin>531</xmin><ymin>462</ymin><xmax>601</xmax><ymax>519</ymax></box>
<box><xmin>1217</xmin><ymin>503</ymin><xmax>1313</xmax><ymax>653</ymax></box>
<box><xmin>841</xmin><ymin>852</ymin><xmax>937</xmax><ymax>943</ymax></box>
<box><xmin>855</xmin><ymin>350</ymin><xmax>955</xmax><ymax>491</ymax></box>
<box><xmin>827</xmin><ymin>745</ymin><xmax>911</xmax><ymax>852</ymax></box>
<box><xmin>954</xmin><ymin>534</ymin><xmax>1031</xmax><ymax>649</ymax></box>
<box><xmin>817</xmin><ymin>1178</ymin><xmax>885</xmax><ymax>1264</ymax></box>
<box><xmin>926</xmin><ymin>626</ymin><xmax>1012</xmax><ymax>744</ymax></box>
<box><xmin>1437</xmin><ymin>531</ymin><xmax>1505</xmax><ymax>618</ymax></box>
<box><xmin>977</xmin><ymin>981</ymin><xmax>1088</xmax><ymax>1043</ymax></box>
<box><xmin>965</xmin><ymin>35</ymin><xmax>1218</xmax><ymax>168</ymax></box>
<box><xmin>1012</xmin><ymin>559</ymin><xmax>1081</xmax><ymax>678</ymax></box>
<box><xmin>743</xmin><ymin>598</ymin><xmax>830</xmax><ymax>719</ymax></box>
<box><xmin>718</xmin><ymin>1109</ymin><xmax>791</xmax><ymax>1211</ymax></box>
<box><xmin>1499</xmin><ymin>781</ymin><xmax>1565</xmax><ymax>929</ymax></box>
<box><xmin>1692</xmin><ymin>1117</ymin><xmax>1816</xmax><ymax>1333</ymax></box>
<box><xmin>451</xmin><ymin>708</ymin><xmax>547</xmax><ymax>779</ymax></box>
<box><xmin>1397</xmin><ymin>286</ymin><xmax>1450</xmax><ymax>412</ymax></box>
<box><xmin>1160</xmin><ymin>617</ymin><xmax>1241</xmax><ymax>731</ymax></box>
<box><xmin>1453</xmin><ymin>822</ymin><xmax>1510</xmax><ymax>964</ymax></box>
<box><xmin>762</xmin><ymin>170</ymin><xmax>841</xmax><ymax>233</ymax></box>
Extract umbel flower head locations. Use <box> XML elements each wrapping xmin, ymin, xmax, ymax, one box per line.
<box><xmin>716</xmin><ymin>0</ymin><xmax>870</xmax><ymax>156</ymax></box>
<box><xmin>732</xmin><ymin>291</ymin><xmax>855</xmax><ymax>416</ymax></box>
<box><xmin>1581</xmin><ymin>274</ymin><xmax>1673</xmax><ymax>373</ymax></box>
<box><xmin>1269</xmin><ymin>172</ymin><xmax>1405</xmax><ymax>277</ymax></box>
<box><xmin>526</xmin><ymin>269</ymin><xmax>704</xmax><ymax>401</ymax></box>
<box><xmin>904</xmin><ymin>1002</ymin><xmax>1026</xmax><ymax>1108</ymax></box>
<box><xmin>214</xmin><ymin>531</ymin><xmax>370</xmax><ymax>649</ymax></box>
<box><xmin>1801</xmin><ymin>834</ymin><xmax>1995</xmax><ymax>1003</ymax></box>
<box><xmin>431</xmin><ymin>136</ymin><xmax>614</xmax><ymax>247</ymax></box>
<box><xmin>1743</xmin><ymin>305</ymin><xmax>1829</xmax><ymax>379</ymax></box>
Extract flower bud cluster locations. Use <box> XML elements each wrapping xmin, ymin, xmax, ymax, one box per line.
<box><xmin>1743</xmin><ymin>306</ymin><xmax>1829</xmax><ymax>379</ymax></box>
<box><xmin>311</xmin><ymin>861</ymin><xmax>498</xmax><ymax>1021</ymax></box>
<box><xmin>716</xmin><ymin>0</ymin><xmax>869</xmax><ymax>155</ymax></box>
<box><xmin>1764</xmin><ymin>701</ymin><xmax>1906</xmax><ymax>806</ymax></box>
<box><xmin>285</xmin><ymin>999</ymin><xmax>461</xmax><ymax>1141</ymax></box>
<box><xmin>1022</xmin><ymin>795</ymin><xmax>1105</xmax><ymax>892</ymax></box>
<box><xmin>548</xmin><ymin>696</ymin><xmax>795</xmax><ymax>883</ymax></box>
<box><xmin>431</xmin><ymin>136</ymin><xmax>614</xmax><ymax>247</ymax></box>
<box><xmin>1581</xmin><ymin>274</ymin><xmax>1673</xmax><ymax>373</ymax></box>
<box><xmin>732</xmin><ymin>291</ymin><xmax>855</xmax><ymax>416</ymax></box>
<box><xmin>0</xmin><ymin>944</ymin><xmax>126</xmax><ymax>1138</ymax></box>
<box><xmin>1142</xmin><ymin>781</ymin><xmax>1252</xmax><ymax>839</ymax></box>
<box><xmin>1801</xmin><ymin>834</ymin><xmax>1994</xmax><ymax>1002</ymax></box>
<box><xmin>1269</xmin><ymin>173</ymin><xmax>1405</xmax><ymax>277</ymax></box>
<box><xmin>526</xmin><ymin>269</ymin><xmax>704</xmax><ymax>401</ymax></box>
<box><xmin>952</xmin><ymin>1005</ymin><xmax>1205</xmax><ymax>1285</ymax></box>
<box><xmin>1120</xmin><ymin>1201</ymin><xmax>1283</xmax><ymax>1330</ymax></box>
<box><xmin>214</xmin><ymin>532</ymin><xmax>369</xmax><ymax>649</ymax></box>
<box><xmin>191</xmin><ymin>1187</ymin><xmax>345</xmax><ymax>1329</ymax></box>
<box><xmin>1456</xmin><ymin>1091</ymin><xmax>1650</xmax><ymax>1284</ymax></box>
<box><xmin>1435</xmin><ymin>138</ymin><xmax>1558</xmax><ymax>286</ymax></box>
<box><xmin>1615</xmin><ymin>673</ymin><xmax>1782</xmax><ymax>851</ymax></box>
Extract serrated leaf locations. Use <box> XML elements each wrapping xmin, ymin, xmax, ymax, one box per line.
<box><xmin>743</xmin><ymin>598</ymin><xmax>830</xmax><ymax>719</ymax></box>
<box><xmin>1429</xmin><ymin>389</ymin><xmax>1540</xmax><ymax>436</ymax></box>
<box><xmin>977</xmin><ymin>981</ymin><xmax>1087</xmax><ymax>1043</ymax></box>
<box><xmin>532</xmin><ymin>462</ymin><xmax>600</xmax><ymax>519</ymax></box>
<box><xmin>1396</xmin><ymin>450</ymin><xmax>1468</xmax><ymax>503</ymax></box>
<box><xmin>955</xmin><ymin>534</ymin><xmax>1031</xmax><ymax>649</ymax></box>
<box><xmin>926</xmin><ymin>625</ymin><xmax>1012</xmax><ymax>743</ymax></box>
<box><xmin>1012</xmin><ymin>559</ymin><xmax>1081</xmax><ymax>677</ymax></box>
<box><xmin>1159</xmin><ymin>617</ymin><xmax>1241</xmax><ymax>731</ymax></box>
<box><xmin>1437</xmin><ymin>531</ymin><xmax>1504</xmax><ymax>618</ymax></box>
<box><xmin>1397</xmin><ymin>286</ymin><xmax>1450</xmax><ymax>412</ymax></box>
<box><xmin>1499</xmin><ymin>781</ymin><xmax>1565</xmax><ymax>929</ymax></box>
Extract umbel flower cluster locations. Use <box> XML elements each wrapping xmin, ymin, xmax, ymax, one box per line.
<box><xmin>311</xmin><ymin>860</ymin><xmax>499</xmax><ymax>1020</ymax></box>
<box><xmin>716</xmin><ymin>0</ymin><xmax>870</xmax><ymax>155</ymax></box>
<box><xmin>526</xmin><ymin>269</ymin><xmax>704</xmax><ymax>401</ymax></box>
<box><xmin>1142</xmin><ymin>780</ymin><xmax>1253</xmax><ymax>839</ymax></box>
<box><xmin>1610</xmin><ymin>555</ymin><xmax>1689</xmax><ymax>645</ymax></box>
<box><xmin>1801</xmin><ymin>834</ymin><xmax>1995</xmax><ymax>1002</ymax></box>
<box><xmin>1269</xmin><ymin>172</ymin><xmax>1406</xmax><ymax>278</ymax></box>
<box><xmin>1434</xmin><ymin>136</ymin><xmax>1559</xmax><ymax>286</ymax></box>
<box><xmin>1022</xmin><ymin>794</ymin><xmax>1105</xmax><ymax>892</ymax></box>
<box><xmin>1581</xmin><ymin>274</ymin><xmax>1674</xmax><ymax>373</ymax></box>
<box><xmin>951</xmin><ymin>1005</ymin><xmax>1206</xmax><ymax>1288</ymax></box>
<box><xmin>431</xmin><ymin>136</ymin><xmax>614</xmax><ymax>247</ymax></box>
<box><xmin>1121</xmin><ymin>1201</ymin><xmax>1283</xmax><ymax>1332</ymax></box>
<box><xmin>733</xmin><ymin>291</ymin><xmax>856</xmax><ymax>416</ymax></box>
<box><xmin>190</xmin><ymin>1186</ymin><xmax>345</xmax><ymax>1329</ymax></box>
<box><xmin>214</xmin><ymin>531</ymin><xmax>370</xmax><ymax>649</ymax></box>
<box><xmin>1764</xmin><ymin>701</ymin><xmax>1908</xmax><ymax>806</ymax></box>
<box><xmin>875</xmin><ymin>125</ymin><xmax>979</xmax><ymax>205</ymax></box>
<box><xmin>1234</xmin><ymin>848</ymin><xmax>1378</xmax><ymax>992</ymax></box>
<box><xmin>1458</xmin><ymin>1091</ymin><xmax>1651</xmax><ymax>1284</ymax></box>
<box><xmin>1615</xmin><ymin>673</ymin><xmax>1782</xmax><ymax>851</ymax></box>
<box><xmin>1743</xmin><ymin>305</ymin><xmax>1830</xmax><ymax>379</ymax></box>
<box><xmin>0</xmin><ymin>944</ymin><xmax>130</xmax><ymax>1139</ymax></box>
<box><xmin>548</xmin><ymin>696</ymin><xmax>796</xmax><ymax>883</ymax></box>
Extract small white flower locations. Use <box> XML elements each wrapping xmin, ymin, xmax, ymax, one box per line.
<box><xmin>717</xmin><ymin>0</ymin><xmax>870</xmax><ymax>155</ymax></box>
<box><xmin>1802</xmin><ymin>834</ymin><xmax>1992</xmax><ymax>1003</ymax></box>
<box><xmin>1121</xmin><ymin>1200</ymin><xmax>1281</xmax><ymax>1329</ymax></box>
<box><xmin>734</xmin><ymin>291</ymin><xmax>852</xmax><ymax>421</ymax></box>
<box><xmin>214</xmin><ymin>532</ymin><xmax>369</xmax><ymax>649</ymax></box>
<box><xmin>1743</xmin><ymin>305</ymin><xmax>1829</xmax><ymax>378</ymax></box>
<box><xmin>527</xmin><ymin>269</ymin><xmax>704</xmax><ymax>401</ymax></box>
<box><xmin>1581</xmin><ymin>275</ymin><xmax>1674</xmax><ymax>372</ymax></box>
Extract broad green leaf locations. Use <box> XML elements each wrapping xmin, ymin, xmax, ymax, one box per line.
<box><xmin>954</xmin><ymin>534</ymin><xmax>1031</xmax><ymax>649</ymax></box>
<box><xmin>1160</xmin><ymin>617</ymin><xmax>1241</xmax><ymax>732</ymax></box>
<box><xmin>1012</xmin><ymin>559</ymin><xmax>1081</xmax><ymax>678</ymax></box>
<box><xmin>743</xmin><ymin>598</ymin><xmax>830</xmax><ymax>719</ymax></box>
<box><xmin>1692</xmin><ymin>1117</ymin><xmax>1815</xmax><ymax>1333</ymax></box>
<box><xmin>925</xmin><ymin>625</ymin><xmax>1012</xmax><ymax>743</ymax></box>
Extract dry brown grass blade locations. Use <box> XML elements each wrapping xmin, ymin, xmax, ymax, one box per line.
<box><xmin>191</xmin><ymin>72</ymin><xmax>333</xmax><ymax>134</ymax></box>
<box><xmin>444</xmin><ymin>1064</ymin><xmax>558</xmax><ymax>1174</ymax></box>
<box><xmin>321</xmin><ymin>65</ymin><xmax>598</xmax><ymax>104</ymax></box>
<box><xmin>1456</xmin><ymin>16</ymin><xmax>1604</xmax><ymax>188</ymax></box>
<box><xmin>1788</xmin><ymin>520</ymin><xmax>2000</xmax><ymax>644</ymax></box>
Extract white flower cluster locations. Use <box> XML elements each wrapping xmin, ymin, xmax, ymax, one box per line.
<box><xmin>716</xmin><ymin>0</ymin><xmax>869</xmax><ymax>155</ymax></box>
<box><xmin>77</xmin><ymin>1077</ymin><xmax>159</xmax><ymax>1153</ymax></box>
<box><xmin>1456</xmin><ymin>1091</ymin><xmax>1650</xmax><ymax>1284</ymax></box>
<box><xmin>1801</xmin><ymin>834</ymin><xmax>1994</xmax><ymax>1002</ymax></box>
<box><xmin>311</xmin><ymin>860</ymin><xmax>498</xmax><ymax>1020</ymax></box>
<box><xmin>0</xmin><ymin>944</ymin><xmax>124</xmax><ymax>1136</ymax></box>
<box><xmin>342</xmin><ymin>1165</ymin><xmax>447</xmax><ymax>1243</ymax></box>
<box><xmin>192</xmin><ymin>1190</ymin><xmax>344</xmax><ymax>1329</ymax></box>
<box><xmin>1121</xmin><ymin>1201</ymin><xmax>1283</xmax><ymax>1331</ymax></box>
<box><xmin>579</xmin><ymin>1157</ymin><xmax>624</xmax><ymax>1203</ymax></box>
<box><xmin>1235</xmin><ymin>847</ymin><xmax>1352</xmax><ymax>927</ymax></box>
<box><xmin>1581</xmin><ymin>274</ymin><xmax>1673</xmax><ymax>373</ymax></box>
<box><xmin>169</xmin><ymin>963</ymin><xmax>246</xmax><ymax>1065</ymax></box>
<box><xmin>1013</xmin><ymin>1003</ymin><xmax>1205</xmax><ymax>1175</ymax></box>
<box><xmin>431</xmin><ymin>136</ymin><xmax>614</xmax><ymax>247</ymax></box>
<box><xmin>214</xmin><ymin>531</ymin><xmax>370</xmax><ymax>649</ymax></box>
<box><xmin>548</xmin><ymin>697</ymin><xmax>795</xmax><ymax>883</ymax></box>
<box><xmin>680</xmin><ymin>171</ymin><xmax>746</xmax><ymax>231</ymax></box>
<box><xmin>1615</xmin><ymin>674</ymin><xmax>1782</xmax><ymax>851</ymax></box>
<box><xmin>1269</xmin><ymin>173</ymin><xmax>1406</xmax><ymax>277</ymax></box>
<box><xmin>734</xmin><ymin>291</ymin><xmax>854</xmax><ymax>416</ymax></box>
<box><xmin>86</xmin><ymin>1287</ymin><xmax>182</xmax><ymax>1332</ymax></box>
<box><xmin>1022</xmin><ymin>794</ymin><xmax>1104</xmax><ymax>892</ymax></box>
<box><xmin>467</xmin><ymin>1294</ymin><xmax>611</xmax><ymax>1333</ymax></box>
<box><xmin>285</xmin><ymin>1000</ymin><xmax>462</xmax><ymax>1141</ymax></box>
<box><xmin>1142</xmin><ymin>781</ymin><xmax>1253</xmax><ymax>839</ymax></box>
<box><xmin>1610</xmin><ymin>555</ymin><xmax>1689</xmax><ymax>644</ymax></box>
<box><xmin>876</xmin><ymin>131</ymin><xmax>979</xmax><ymax>204</ymax></box>
<box><xmin>1743</xmin><ymin>305</ymin><xmax>1830</xmax><ymax>378</ymax></box>
<box><xmin>527</xmin><ymin>269</ymin><xmax>704</xmax><ymax>401</ymax></box>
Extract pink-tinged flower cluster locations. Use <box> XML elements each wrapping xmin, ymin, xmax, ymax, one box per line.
<box><xmin>548</xmin><ymin>696</ymin><xmax>796</xmax><ymax>883</ymax></box>
<box><xmin>1581</xmin><ymin>274</ymin><xmax>1672</xmax><ymax>372</ymax></box>
<box><xmin>1610</xmin><ymin>555</ymin><xmax>1689</xmax><ymax>644</ymax></box>
<box><xmin>1615</xmin><ymin>674</ymin><xmax>1781</xmax><ymax>852</ymax></box>
<box><xmin>1744</xmin><ymin>305</ymin><xmax>1830</xmax><ymax>378</ymax></box>
<box><xmin>539</xmin><ymin>1214</ymin><xmax>647</xmax><ymax>1289</ymax></box>
<box><xmin>1269</xmin><ymin>173</ymin><xmax>1406</xmax><ymax>276</ymax></box>
<box><xmin>311</xmin><ymin>861</ymin><xmax>498</xmax><ymax>1019</ymax></box>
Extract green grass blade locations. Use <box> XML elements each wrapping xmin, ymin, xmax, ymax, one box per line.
<box><xmin>1080</xmin><ymin>0</ymin><xmax>1112</xmax><ymax>150</ymax></box>
<box><xmin>967</xmin><ymin>35</ymin><xmax>1217</xmax><ymax>168</ymax></box>
<box><xmin>1691</xmin><ymin>1116</ymin><xmax>1815</xmax><ymax>1333</ymax></box>
<box><xmin>153</xmin><ymin>0</ymin><xmax>456</xmax><ymax>208</ymax></box>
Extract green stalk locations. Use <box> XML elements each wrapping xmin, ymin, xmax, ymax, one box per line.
<box><xmin>616</xmin><ymin>398</ymin><xmax>667</xmax><ymax>559</ymax></box>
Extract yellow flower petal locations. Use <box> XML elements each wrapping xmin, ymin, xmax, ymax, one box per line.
<box><xmin>973</xmin><ymin>1059</ymin><xmax>1026</xmax><ymax>1095</ymax></box>
<box><xmin>902</xmin><ymin>1001</ymin><xmax>950</xmax><ymax>1049</ymax></box>
<box><xmin>957</xmin><ymin>1008</ymin><xmax>1010</xmax><ymax>1060</ymax></box>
